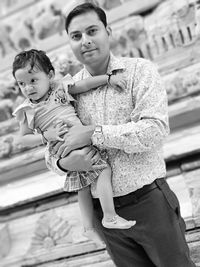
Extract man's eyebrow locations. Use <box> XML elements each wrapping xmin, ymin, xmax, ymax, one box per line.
<box><xmin>86</xmin><ymin>25</ymin><xmax>99</xmax><ymax>31</ymax></box>
<box><xmin>87</xmin><ymin>25</ymin><xmax>98</xmax><ymax>29</ymax></box>
<box><xmin>70</xmin><ymin>25</ymin><xmax>98</xmax><ymax>35</ymax></box>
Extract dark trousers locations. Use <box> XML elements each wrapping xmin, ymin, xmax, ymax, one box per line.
<box><xmin>92</xmin><ymin>178</ymin><xmax>196</xmax><ymax>267</ymax></box>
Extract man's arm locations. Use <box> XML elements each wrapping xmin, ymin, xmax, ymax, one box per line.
<box><xmin>52</xmin><ymin>123</ymin><xmax>94</xmax><ymax>158</ymax></box>
<box><xmin>99</xmin><ymin>60</ymin><xmax>170</xmax><ymax>154</ymax></box>
<box><xmin>57</xmin><ymin>146</ymin><xmax>100</xmax><ymax>172</ymax></box>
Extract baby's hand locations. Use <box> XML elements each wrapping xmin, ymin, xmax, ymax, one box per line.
<box><xmin>13</xmin><ymin>136</ymin><xmax>24</xmax><ymax>149</ymax></box>
<box><xmin>43</xmin><ymin>121</ymin><xmax>68</xmax><ymax>142</ymax></box>
<box><xmin>109</xmin><ymin>74</ymin><xmax>127</xmax><ymax>92</ymax></box>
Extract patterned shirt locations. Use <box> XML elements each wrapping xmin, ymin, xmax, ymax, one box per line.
<box><xmin>73</xmin><ymin>54</ymin><xmax>170</xmax><ymax>197</ymax></box>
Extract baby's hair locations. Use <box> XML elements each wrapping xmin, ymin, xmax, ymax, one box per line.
<box><xmin>12</xmin><ymin>49</ymin><xmax>55</xmax><ymax>78</ymax></box>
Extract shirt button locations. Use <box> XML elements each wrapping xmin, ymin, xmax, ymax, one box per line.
<box><xmin>124</xmin><ymin>145</ymin><xmax>132</xmax><ymax>153</ymax></box>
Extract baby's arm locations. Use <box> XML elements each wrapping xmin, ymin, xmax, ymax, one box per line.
<box><xmin>68</xmin><ymin>74</ymin><xmax>126</xmax><ymax>95</ymax></box>
<box><xmin>14</xmin><ymin>120</ymin><xmax>43</xmax><ymax>148</ymax></box>
<box><xmin>14</xmin><ymin>120</ymin><xmax>68</xmax><ymax>148</ymax></box>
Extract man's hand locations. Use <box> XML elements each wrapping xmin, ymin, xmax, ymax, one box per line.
<box><xmin>58</xmin><ymin>146</ymin><xmax>100</xmax><ymax>171</ymax></box>
<box><xmin>53</xmin><ymin>123</ymin><xmax>95</xmax><ymax>158</ymax></box>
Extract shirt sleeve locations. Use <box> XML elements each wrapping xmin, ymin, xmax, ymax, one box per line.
<box><xmin>12</xmin><ymin>101</ymin><xmax>35</xmax><ymax>130</ymax></box>
<box><xmin>12</xmin><ymin>106</ymin><xmax>26</xmax><ymax>123</ymax></box>
<box><xmin>60</xmin><ymin>74</ymin><xmax>76</xmax><ymax>102</ymax></box>
<box><xmin>101</xmin><ymin>59</ymin><xmax>170</xmax><ymax>153</ymax></box>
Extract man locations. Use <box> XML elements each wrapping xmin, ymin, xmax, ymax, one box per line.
<box><xmin>48</xmin><ymin>3</ymin><xmax>196</xmax><ymax>267</ymax></box>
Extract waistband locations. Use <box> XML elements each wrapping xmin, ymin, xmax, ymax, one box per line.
<box><xmin>93</xmin><ymin>178</ymin><xmax>166</xmax><ymax>209</ymax></box>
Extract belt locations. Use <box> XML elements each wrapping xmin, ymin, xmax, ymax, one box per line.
<box><xmin>93</xmin><ymin>178</ymin><xmax>166</xmax><ymax>209</ymax></box>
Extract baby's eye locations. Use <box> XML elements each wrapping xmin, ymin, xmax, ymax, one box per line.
<box><xmin>18</xmin><ymin>82</ymin><xmax>25</xmax><ymax>87</ymax></box>
<box><xmin>31</xmin><ymin>79</ymin><xmax>37</xmax><ymax>83</ymax></box>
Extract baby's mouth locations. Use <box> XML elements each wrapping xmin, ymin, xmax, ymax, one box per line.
<box><xmin>28</xmin><ymin>92</ymin><xmax>36</xmax><ymax>96</ymax></box>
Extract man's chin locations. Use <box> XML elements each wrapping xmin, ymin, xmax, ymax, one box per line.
<box><xmin>82</xmin><ymin>59</ymin><xmax>94</xmax><ymax>66</ymax></box>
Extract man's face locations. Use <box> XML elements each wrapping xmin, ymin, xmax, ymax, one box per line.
<box><xmin>67</xmin><ymin>11</ymin><xmax>111</xmax><ymax>73</ymax></box>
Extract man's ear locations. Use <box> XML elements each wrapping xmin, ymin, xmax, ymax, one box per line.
<box><xmin>48</xmin><ymin>70</ymin><xmax>55</xmax><ymax>80</ymax></box>
<box><xmin>106</xmin><ymin>26</ymin><xmax>112</xmax><ymax>36</ymax></box>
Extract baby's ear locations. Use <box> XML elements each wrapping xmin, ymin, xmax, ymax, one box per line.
<box><xmin>48</xmin><ymin>70</ymin><xmax>55</xmax><ymax>80</ymax></box>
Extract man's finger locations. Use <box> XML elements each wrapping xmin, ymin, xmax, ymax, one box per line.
<box><xmin>62</xmin><ymin>119</ymin><xmax>74</xmax><ymax>128</ymax></box>
<box><xmin>56</xmin><ymin>137</ymin><xmax>64</xmax><ymax>141</ymax></box>
<box><xmin>49</xmin><ymin>142</ymin><xmax>61</xmax><ymax>154</ymax></box>
<box><xmin>59</xmin><ymin>125</ymin><xmax>69</xmax><ymax>131</ymax></box>
<box><xmin>56</xmin><ymin>143</ymin><xmax>66</xmax><ymax>157</ymax></box>
<box><xmin>58</xmin><ymin>130</ymin><xmax>68</xmax><ymax>136</ymax></box>
<box><xmin>85</xmin><ymin>148</ymin><xmax>96</xmax><ymax>161</ymax></box>
<box><xmin>61</xmin><ymin>146</ymin><xmax>71</xmax><ymax>158</ymax></box>
<box><xmin>53</xmin><ymin>119</ymin><xmax>63</xmax><ymax>127</ymax></box>
<box><xmin>122</xmin><ymin>80</ymin><xmax>127</xmax><ymax>88</ymax></box>
<box><xmin>91</xmin><ymin>151</ymin><xmax>100</xmax><ymax>164</ymax></box>
<box><xmin>82</xmin><ymin>146</ymin><xmax>92</xmax><ymax>154</ymax></box>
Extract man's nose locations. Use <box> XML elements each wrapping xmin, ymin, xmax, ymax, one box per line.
<box><xmin>82</xmin><ymin>33</ymin><xmax>92</xmax><ymax>46</ymax></box>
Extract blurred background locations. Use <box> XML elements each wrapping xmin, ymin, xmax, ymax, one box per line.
<box><xmin>0</xmin><ymin>0</ymin><xmax>200</xmax><ymax>266</ymax></box>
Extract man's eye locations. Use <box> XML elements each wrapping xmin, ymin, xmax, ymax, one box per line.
<box><xmin>71</xmin><ymin>34</ymin><xmax>81</xmax><ymax>40</ymax></box>
<box><xmin>88</xmin><ymin>28</ymin><xmax>97</xmax><ymax>35</ymax></box>
<box><xmin>31</xmin><ymin>79</ymin><xmax>36</xmax><ymax>83</ymax></box>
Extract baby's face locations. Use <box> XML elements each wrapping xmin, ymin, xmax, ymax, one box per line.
<box><xmin>15</xmin><ymin>65</ymin><xmax>52</xmax><ymax>102</ymax></box>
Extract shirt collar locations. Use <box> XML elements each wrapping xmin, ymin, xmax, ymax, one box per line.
<box><xmin>107</xmin><ymin>53</ymin><xmax>125</xmax><ymax>74</ymax></box>
<box><xmin>83</xmin><ymin>53</ymin><xmax>126</xmax><ymax>77</ymax></box>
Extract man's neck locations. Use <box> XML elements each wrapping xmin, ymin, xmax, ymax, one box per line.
<box><xmin>86</xmin><ymin>54</ymin><xmax>110</xmax><ymax>76</ymax></box>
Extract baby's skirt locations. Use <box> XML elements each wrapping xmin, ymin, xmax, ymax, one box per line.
<box><xmin>45</xmin><ymin>144</ymin><xmax>108</xmax><ymax>192</ymax></box>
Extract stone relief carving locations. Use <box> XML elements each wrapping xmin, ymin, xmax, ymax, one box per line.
<box><xmin>27</xmin><ymin>211</ymin><xmax>73</xmax><ymax>254</ymax></box>
<box><xmin>0</xmin><ymin>224</ymin><xmax>11</xmax><ymax>258</ymax></box>
<box><xmin>32</xmin><ymin>3</ymin><xmax>65</xmax><ymax>41</ymax></box>
<box><xmin>0</xmin><ymin>1</ymin><xmax>65</xmax><ymax>58</ymax></box>
<box><xmin>165</xmin><ymin>68</ymin><xmax>200</xmax><ymax>103</ymax></box>
<box><xmin>189</xmin><ymin>187</ymin><xmax>200</xmax><ymax>220</ymax></box>
<box><xmin>108</xmin><ymin>0</ymin><xmax>198</xmax><ymax>63</ymax></box>
<box><xmin>0</xmin><ymin>24</ymin><xmax>18</xmax><ymax>57</ymax></box>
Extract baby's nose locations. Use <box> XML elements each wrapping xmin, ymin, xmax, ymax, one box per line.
<box><xmin>26</xmin><ymin>84</ymin><xmax>34</xmax><ymax>91</ymax></box>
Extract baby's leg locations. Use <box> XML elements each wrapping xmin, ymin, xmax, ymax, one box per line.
<box><xmin>78</xmin><ymin>187</ymin><xmax>103</xmax><ymax>244</ymax></box>
<box><xmin>78</xmin><ymin>186</ymin><xmax>94</xmax><ymax>230</ymax></box>
<box><xmin>97</xmin><ymin>166</ymin><xmax>136</xmax><ymax>229</ymax></box>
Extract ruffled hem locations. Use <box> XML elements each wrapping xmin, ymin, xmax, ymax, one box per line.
<box><xmin>63</xmin><ymin>158</ymin><xmax>108</xmax><ymax>192</ymax></box>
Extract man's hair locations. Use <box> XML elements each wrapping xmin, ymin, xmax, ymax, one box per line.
<box><xmin>65</xmin><ymin>3</ymin><xmax>107</xmax><ymax>33</ymax></box>
<box><xmin>12</xmin><ymin>49</ymin><xmax>55</xmax><ymax>78</ymax></box>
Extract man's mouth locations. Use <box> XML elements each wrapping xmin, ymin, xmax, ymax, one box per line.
<box><xmin>82</xmin><ymin>49</ymin><xmax>96</xmax><ymax>54</ymax></box>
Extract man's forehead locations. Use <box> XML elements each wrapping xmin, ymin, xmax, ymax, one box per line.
<box><xmin>68</xmin><ymin>12</ymin><xmax>103</xmax><ymax>32</ymax></box>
